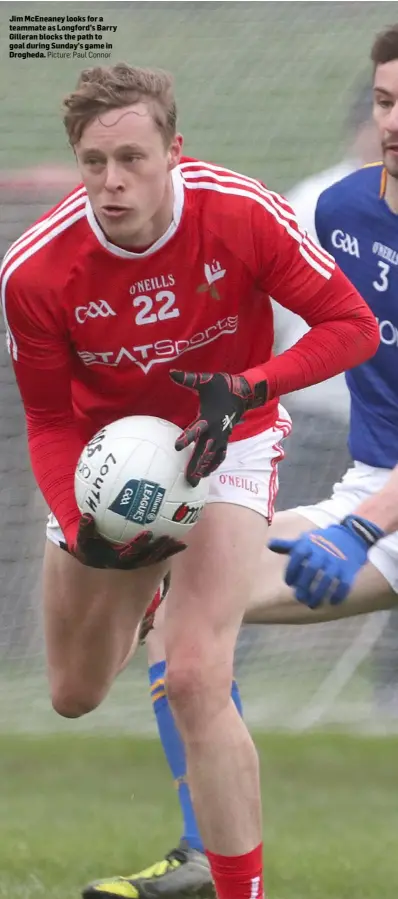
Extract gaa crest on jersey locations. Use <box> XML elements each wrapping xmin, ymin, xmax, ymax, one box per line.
<box><xmin>196</xmin><ymin>260</ymin><xmax>226</xmax><ymax>300</ymax></box>
<box><xmin>109</xmin><ymin>479</ymin><xmax>165</xmax><ymax>524</ymax></box>
<box><xmin>331</xmin><ymin>230</ymin><xmax>360</xmax><ymax>258</ymax></box>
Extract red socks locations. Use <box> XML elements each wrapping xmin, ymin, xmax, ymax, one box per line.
<box><xmin>206</xmin><ymin>843</ymin><xmax>264</xmax><ymax>899</ymax></box>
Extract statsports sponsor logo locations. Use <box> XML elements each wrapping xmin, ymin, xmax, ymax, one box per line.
<box><xmin>77</xmin><ymin>315</ymin><xmax>239</xmax><ymax>374</ymax></box>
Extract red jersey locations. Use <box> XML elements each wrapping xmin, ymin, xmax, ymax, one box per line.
<box><xmin>0</xmin><ymin>158</ymin><xmax>378</xmax><ymax>545</ymax></box>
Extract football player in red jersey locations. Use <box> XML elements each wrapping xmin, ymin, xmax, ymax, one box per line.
<box><xmin>1</xmin><ymin>63</ymin><xmax>379</xmax><ymax>899</ymax></box>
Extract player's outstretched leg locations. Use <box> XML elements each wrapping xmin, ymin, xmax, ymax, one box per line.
<box><xmin>83</xmin><ymin>595</ymin><xmax>244</xmax><ymax>899</ymax></box>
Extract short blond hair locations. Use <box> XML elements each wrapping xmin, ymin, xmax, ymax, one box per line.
<box><xmin>63</xmin><ymin>62</ymin><xmax>177</xmax><ymax>146</ymax></box>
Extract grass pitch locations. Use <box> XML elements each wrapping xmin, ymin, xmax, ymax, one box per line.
<box><xmin>1</xmin><ymin>732</ymin><xmax>397</xmax><ymax>899</ymax></box>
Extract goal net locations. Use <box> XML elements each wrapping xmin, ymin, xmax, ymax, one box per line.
<box><xmin>1</xmin><ymin>1</ymin><xmax>397</xmax><ymax>735</ymax></box>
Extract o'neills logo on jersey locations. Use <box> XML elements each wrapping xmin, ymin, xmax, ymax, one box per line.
<box><xmin>77</xmin><ymin>315</ymin><xmax>239</xmax><ymax>374</ymax></box>
<box><xmin>129</xmin><ymin>274</ymin><xmax>175</xmax><ymax>296</ymax></box>
<box><xmin>375</xmin><ymin>317</ymin><xmax>398</xmax><ymax>347</ymax></box>
<box><xmin>372</xmin><ymin>241</ymin><xmax>398</xmax><ymax>266</ymax></box>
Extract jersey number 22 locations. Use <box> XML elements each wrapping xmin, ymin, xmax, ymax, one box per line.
<box><xmin>132</xmin><ymin>290</ymin><xmax>180</xmax><ymax>325</ymax></box>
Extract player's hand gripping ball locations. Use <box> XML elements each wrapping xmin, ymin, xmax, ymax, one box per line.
<box><xmin>73</xmin><ymin>415</ymin><xmax>210</xmax><ymax>569</ymax></box>
<box><xmin>269</xmin><ymin>515</ymin><xmax>385</xmax><ymax>607</ymax></box>
<box><xmin>69</xmin><ymin>514</ymin><xmax>184</xmax><ymax>570</ymax></box>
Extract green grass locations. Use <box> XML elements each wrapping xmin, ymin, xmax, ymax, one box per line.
<box><xmin>1</xmin><ymin>733</ymin><xmax>398</xmax><ymax>899</ymax></box>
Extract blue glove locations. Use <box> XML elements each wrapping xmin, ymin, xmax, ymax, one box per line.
<box><xmin>268</xmin><ymin>515</ymin><xmax>385</xmax><ymax>608</ymax></box>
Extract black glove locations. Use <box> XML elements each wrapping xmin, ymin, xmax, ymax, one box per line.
<box><xmin>63</xmin><ymin>514</ymin><xmax>186</xmax><ymax>570</ymax></box>
<box><xmin>169</xmin><ymin>370</ymin><xmax>267</xmax><ymax>486</ymax></box>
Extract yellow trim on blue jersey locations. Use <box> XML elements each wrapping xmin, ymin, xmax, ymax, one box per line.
<box><xmin>360</xmin><ymin>161</ymin><xmax>386</xmax><ymax>197</ymax></box>
<box><xmin>380</xmin><ymin>166</ymin><xmax>387</xmax><ymax>198</ymax></box>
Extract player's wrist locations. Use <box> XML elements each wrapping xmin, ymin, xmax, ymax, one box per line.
<box><xmin>239</xmin><ymin>369</ymin><xmax>268</xmax><ymax>409</ymax></box>
<box><xmin>341</xmin><ymin>514</ymin><xmax>385</xmax><ymax>549</ymax></box>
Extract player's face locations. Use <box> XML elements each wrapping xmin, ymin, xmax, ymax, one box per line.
<box><xmin>75</xmin><ymin>103</ymin><xmax>183</xmax><ymax>247</ymax></box>
<box><xmin>373</xmin><ymin>60</ymin><xmax>398</xmax><ymax>178</ymax></box>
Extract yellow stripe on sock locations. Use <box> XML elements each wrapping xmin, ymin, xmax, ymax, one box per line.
<box><xmin>150</xmin><ymin>677</ymin><xmax>165</xmax><ymax>694</ymax></box>
<box><xmin>151</xmin><ymin>689</ymin><xmax>166</xmax><ymax>704</ymax></box>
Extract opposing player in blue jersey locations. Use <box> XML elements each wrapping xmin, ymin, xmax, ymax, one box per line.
<box><xmin>255</xmin><ymin>23</ymin><xmax>398</xmax><ymax>618</ymax></box>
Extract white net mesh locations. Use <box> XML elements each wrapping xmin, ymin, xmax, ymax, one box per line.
<box><xmin>1</xmin><ymin>1</ymin><xmax>398</xmax><ymax>735</ymax></box>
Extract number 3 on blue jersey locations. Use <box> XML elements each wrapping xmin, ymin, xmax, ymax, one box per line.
<box><xmin>373</xmin><ymin>260</ymin><xmax>390</xmax><ymax>292</ymax></box>
<box><xmin>314</xmin><ymin>162</ymin><xmax>398</xmax><ymax>470</ymax></box>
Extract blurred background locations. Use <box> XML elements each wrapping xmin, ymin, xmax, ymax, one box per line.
<box><xmin>1</xmin><ymin>0</ymin><xmax>397</xmax><ymax>736</ymax></box>
<box><xmin>1</xmin><ymin>5</ymin><xmax>398</xmax><ymax>897</ymax></box>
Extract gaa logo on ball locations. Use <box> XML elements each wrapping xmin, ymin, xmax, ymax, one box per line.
<box><xmin>74</xmin><ymin>415</ymin><xmax>209</xmax><ymax>544</ymax></box>
<box><xmin>109</xmin><ymin>479</ymin><xmax>166</xmax><ymax>525</ymax></box>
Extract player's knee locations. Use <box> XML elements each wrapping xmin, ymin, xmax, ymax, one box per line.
<box><xmin>50</xmin><ymin>679</ymin><xmax>105</xmax><ymax>719</ymax></box>
<box><xmin>166</xmin><ymin>649</ymin><xmax>233</xmax><ymax>731</ymax></box>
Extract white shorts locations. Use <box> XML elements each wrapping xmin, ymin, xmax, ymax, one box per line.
<box><xmin>46</xmin><ymin>405</ymin><xmax>292</xmax><ymax>546</ymax></box>
<box><xmin>294</xmin><ymin>461</ymin><xmax>398</xmax><ymax>593</ymax></box>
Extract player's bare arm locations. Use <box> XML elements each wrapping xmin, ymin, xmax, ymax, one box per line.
<box><xmin>354</xmin><ymin>464</ymin><xmax>398</xmax><ymax>533</ymax></box>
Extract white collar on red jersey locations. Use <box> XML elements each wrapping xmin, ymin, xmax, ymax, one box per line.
<box><xmin>85</xmin><ymin>166</ymin><xmax>184</xmax><ymax>258</ymax></box>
